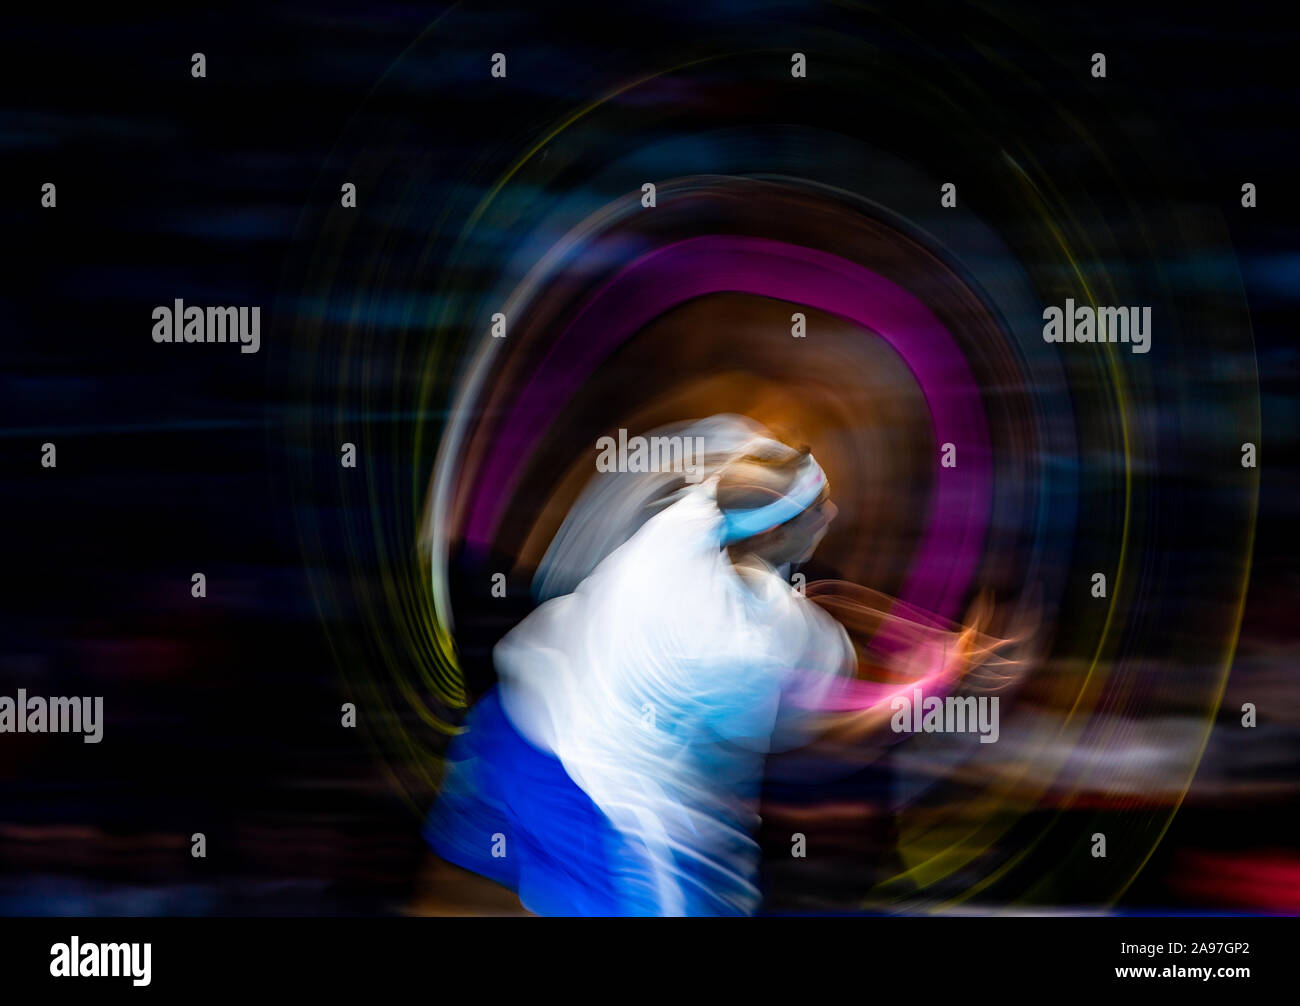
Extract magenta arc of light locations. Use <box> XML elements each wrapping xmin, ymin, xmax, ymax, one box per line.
<box><xmin>464</xmin><ymin>234</ymin><xmax>991</xmax><ymax>621</ymax></box>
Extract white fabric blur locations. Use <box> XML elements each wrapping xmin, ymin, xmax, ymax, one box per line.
<box><xmin>496</xmin><ymin>479</ymin><xmax>853</xmax><ymax>916</ymax></box>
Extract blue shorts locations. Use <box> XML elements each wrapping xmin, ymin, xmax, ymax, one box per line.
<box><xmin>424</xmin><ymin>687</ymin><xmax>657</xmax><ymax>916</ymax></box>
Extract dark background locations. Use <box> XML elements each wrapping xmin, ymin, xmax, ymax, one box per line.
<box><xmin>1</xmin><ymin>2</ymin><xmax>1296</xmax><ymax>914</ymax></box>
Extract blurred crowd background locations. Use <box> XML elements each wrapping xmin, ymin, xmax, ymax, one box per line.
<box><xmin>2</xmin><ymin>1</ymin><xmax>1297</xmax><ymax>913</ymax></box>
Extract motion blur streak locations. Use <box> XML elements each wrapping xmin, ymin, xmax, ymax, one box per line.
<box><xmin>276</xmin><ymin>4</ymin><xmax>1269</xmax><ymax>914</ymax></box>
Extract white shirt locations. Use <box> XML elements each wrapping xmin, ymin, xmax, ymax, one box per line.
<box><xmin>496</xmin><ymin>482</ymin><xmax>853</xmax><ymax>915</ymax></box>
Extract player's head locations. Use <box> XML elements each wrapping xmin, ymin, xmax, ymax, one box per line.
<box><xmin>716</xmin><ymin>440</ymin><xmax>836</xmax><ymax>566</ymax></box>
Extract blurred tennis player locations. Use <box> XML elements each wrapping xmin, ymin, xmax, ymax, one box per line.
<box><xmin>424</xmin><ymin>415</ymin><xmax>997</xmax><ymax>915</ymax></box>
